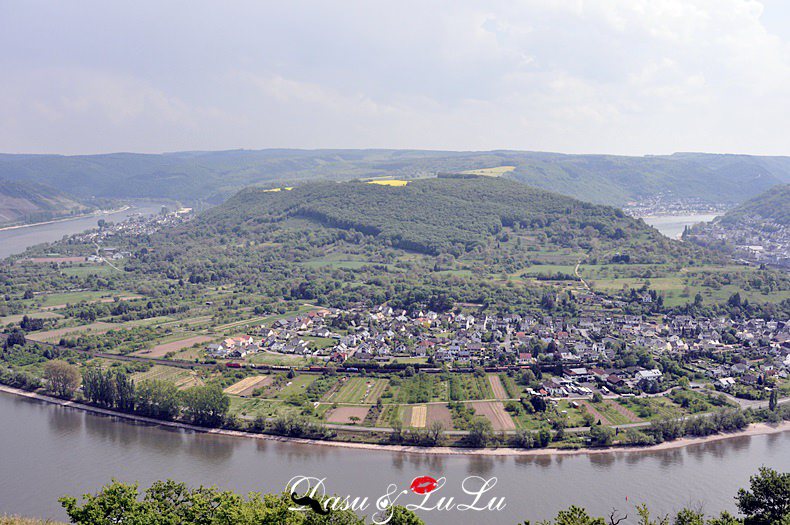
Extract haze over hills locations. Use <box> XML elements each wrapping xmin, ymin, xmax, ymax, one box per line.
<box><xmin>1</xmin><ymin>149</ymin><xmax>789</xmax><ymax>207</ymax></box>
<box><xmin>0</xmin><ymin>179</ymin><xmax>88</xmax><ymax>227</ymax></box>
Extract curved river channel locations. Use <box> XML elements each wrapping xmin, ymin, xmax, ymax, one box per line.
<box><xmin>1</xmin><ymin>393</ymin><xmax>789</xmax><ymax>524</ymax></box>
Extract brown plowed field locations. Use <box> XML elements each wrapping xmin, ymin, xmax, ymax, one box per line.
<box><xmin>470</xmin><ymin>401</ymin><xmax>515</xmax><ymax>430</ymax></box>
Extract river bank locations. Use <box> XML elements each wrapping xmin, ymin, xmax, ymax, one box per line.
<box><xmin>0</xmin><ymin>206</ymin><xmax>132</xmax><ymax>233</ymax></box>
<box><xmin>3</xmin><ymin>383</ymin><xmax>788</xmax><ymax>457</ymax></box>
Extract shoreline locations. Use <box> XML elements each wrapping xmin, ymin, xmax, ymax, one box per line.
<box><xmin>2</xmin><ymin>384</ymin><xmax>788</xmax><ymax>457</ymax></box>
<box><xmin>0</xmin><ymin>206</ymin><xmax>132</xmax><ymax>233</ymax></box>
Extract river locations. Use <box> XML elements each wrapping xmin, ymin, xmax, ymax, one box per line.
<box><xmin>1</xmin><ymin>393</ymin><xmax>788</xmax><ymax>524</ymax></box>
<box><xmin>0</xmin><ymin>201</ymin><xmax>171</xmax><ymax>259</ymax></box>
<box><xmin>641</xmin><ymin>214</ymin><xmax>719</xmax><ymax>239</ymax></box>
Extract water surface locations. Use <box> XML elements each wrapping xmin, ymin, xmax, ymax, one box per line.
<box><xmin>0</xmin><ymin>393</ymin><xmax>787</xmax><ymax>524</ymax></box>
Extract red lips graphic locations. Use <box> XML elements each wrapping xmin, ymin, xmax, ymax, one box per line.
<box><xmin>410</xmin><ymin>476</ymin><xmax>438</xmax><ymax>495</ymax></box>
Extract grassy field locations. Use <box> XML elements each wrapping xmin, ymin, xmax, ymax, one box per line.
<box><xmin>460</xmin><ymin>166</ymin><xmax>515</xmax><ymax>177</ymax></box>
<box><xmin>269</xmin><ymin>374</ymin><xmax>318</xmax><ymax>399</ymax></box>
<box><xmin>131</xmin><ymin>365</ymin><xmax>201</xmax><ymax>389</ymax></box>
<box><xmin>331</xmin><ymin>377</ymin><xmax>389</xmax><ymax>404</ymax></box>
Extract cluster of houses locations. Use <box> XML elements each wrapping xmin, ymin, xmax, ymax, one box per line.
<box><xmin>685</xmin><ymin>215</ymin><xmax>789</xmax><ymax>269</ymax></box>
<box><xmin>203</xmin><ymin>302</ymin><xmax>790</xmax><ymax>397</ymax></box>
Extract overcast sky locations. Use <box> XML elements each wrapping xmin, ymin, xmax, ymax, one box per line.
<box><xmin>1</xmin><ymin>0</ymin><xmax>789</xmax><ymax>156</ymax></box>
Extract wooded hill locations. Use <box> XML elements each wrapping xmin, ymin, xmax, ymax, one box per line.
<box><xmin>0</xmin><ymin>179</ymin><xmax>87</xmax><ymax>226</ymax></box>
<box><xmin>209</xmin><ymin>175</ymin><xmax>689</xmax><ymax>260</ymax></box>
<box><xmin>2</xmin><ymin>149</ymin><xmax>789</xmax><ymax>206</ymax></box>
<box><xmin>718</xmin><ymin>184</ymin><xmax>790</xmax><ymax>226</ymax></box>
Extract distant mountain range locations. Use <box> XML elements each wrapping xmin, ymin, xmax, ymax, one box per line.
<box><xmin>1</xmin><ymin>150</ymin><xmax>789</xmax><ymax>206</ymax></box>
<box><xmin>0</xmin><ymin>179</ymin><xmax>88</xmax><ymax>227</ymax></box>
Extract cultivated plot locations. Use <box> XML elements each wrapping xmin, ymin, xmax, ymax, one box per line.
<box><xmin>470</xmin><ymin>401</ymin><xmax>515</xmax><ymax>430</ymax></box>
<box><xmin>132</xmin><ymin>335</ymin><xmax>214</xmax><ymax>358</ymax></box>
<box><xmin>223</xmin><ymin>375</ymin><xmax>273</xmax><ymax>397</ymax></box>
<box><xmin>326</xmin><ymin>406</ymin><xmax>370</xmax><ymax>424</ymax></box>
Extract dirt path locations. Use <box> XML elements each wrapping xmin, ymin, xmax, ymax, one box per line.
<box><xmin>488</xmin><ymin>375</ymin><xmax>508</xmax><ymax>400</ymax></box>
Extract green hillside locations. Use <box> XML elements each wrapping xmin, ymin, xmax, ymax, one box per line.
<box><xmin>1</xmin><ymin>149</ymin><xmax>789</xmax><ymax>206</ymax></box>
<box><xmin>719</xmin><ymin>184</ymin><xmax>790</xmax><ymax>226</ymax></box>
<box><xmin>0</xmin><ymin>179</ymin><xmax>88</xmax><ymax>226</ymax></box>
<box><xmin>211</xmin><ymin>176</ymin><xmax>684</xmax><ymax>259</ymax></box>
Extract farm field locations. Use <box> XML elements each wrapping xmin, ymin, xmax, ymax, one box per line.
<box><xmin>449</xmin><ymin>375</ymin><xmax>493</xmax><ymax>401</ymax></box>
<box><xmin>326</xmin><ymin>405</ymin><xmax>370</xmax><ymax>424</ymax></box>
<box><xmin>460</xmin><ymin>166</ymin><xmax>515</xmax><ymax>176</ymax></box>
<box><xmin>470</xmin><ymin>401</ymin><xmax>515</xmax><ymax>430</ymax></box>
<box><xmin>409</xmin><ymin>405</ymin><xmax>427</xmax><ymax>428</ymax></box>
<box><xmin>426</xmin><ymin>403</ymin><xmax>454</xmax><ymax>430</ymax></box>
<box><xmin>26</xmin><ymin>322</ymin><xmax>115</xmax><ymax>343</ymax></box>
<box><xmin>487</xmin><ymin>374</ymin><xmax>508</xmax><ymax>400</ymax></box>
<box><xmin>0</xmin><ymin>311</ymin><xmax>62</xmax><ymax>325</ymax></box>
<box><xmin>270</xmin><ymin>374</ymin><xmax>318</xmax><ymax>399</ymax></box>
<box><xmin>223</xmin><ymin>375</ymin><xmax>273</xmax><ymax>396</ymax></box>
<box><xmin>132</xmin><ymin>335</ymin><xmax>214</xmax><ymax>358</ymax></box>
<box><xmin>331</xmin><ymin>377</ymin><xmax>389</xmax><ymax>404</ymax></box>
<box><xmin>131</xmin><ymin>365</ymin><xmax>202</xmax><ymax>390</ymax></box>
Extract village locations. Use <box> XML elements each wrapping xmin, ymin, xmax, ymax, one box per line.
<box><xmin>685</xmin><ymin>215</ymin><xmax>790</xmax><ymax>269</ymax></box>
<box><xmin>204</xmin><ymin>300</ymin><xmax>790</xmax><ymax>401</ymax></box>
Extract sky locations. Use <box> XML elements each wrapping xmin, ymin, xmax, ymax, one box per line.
<box><xmin>1</xmin><ymin>0</ymin><xmax>790</xmax><ymax>156</ymax></box>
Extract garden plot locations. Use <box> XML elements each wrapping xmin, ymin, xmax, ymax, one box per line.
<box><xmin>470</xmin><ymin>401</ymin><xmax>515</xmax><ymax>430</ymax></box>
<box><xmin>132</xmin><ymin>335</ymin><xmax>214</xmax><ymax>358</ymax></box>
<box><xmin>487</xmin><ymin>375</ymin><xmax>508</xmax><ymax>399</ymax></box>
<box><xmin>223</xmin><ymin>375</ymin><xmax>273</xmax><ymax>397</ymax></box>
<box><xmin>27</xmin><ymin>322</ymin><xmax>115</xmax><ymax>343</ymax></box>
<box><xmin>326</xmin><ymin>406</ymin><xmax>370</xmax><ymax>424</ymax></box>
<box><xmin>426</xmin><ymin>404</ymin><xmax>454</xmax><ymax>430</ymax></box>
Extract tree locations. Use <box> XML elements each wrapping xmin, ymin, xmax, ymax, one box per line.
<box><xmin>426</xmin><ymin>420</ymin><xmax>445</xmax><ymax>446</ymax></box>
<box><xmin>769</xmin><ymin>390</ymin><xmax>778</xmax><ymax>412</ymax></box>
<box><xmin>591</xmin><ymin>392</ymin><xmax>604</xmax><ymax>403</ymax></box>
<box><xmin>467</xmin><ymin>419</ymin><xmax>494</xmax><ymax>447</ymax></box>
<box><xmin>589</xmin><ymin>425</ymin><xmax>615</xmax><ymax>447</ymax></box>
<box><xmin>44</xmin><ymin>360</ymin><xmax>81</xmax><ymax>398</ymax></box>
<box><xmin>135</xmin><ymin>380</ymin><xmax>179</xmax><ymax>420</ymax></box>
<box><xmin>180</xmin><ymin>385</ymin><xmax>230</xmax><ymax>427</ymax></box>
<box><xmin>60</xmin><ymin>479</ymin><xmax>425</xmax><ymax>524</ymax></box>
<box><xmin>4</xmin><ymin>328</ymin><xmax>26</xmax><ymax>348</ymax></box>
<box><xmin>114</xmin><ymin>371</ymin><xmax>136</xmax><ymax>412</ymax></box>
<box><xmin>736</xmin><ymin>467</ymin><xmax>790</xmax><ymax>525</ymax></box>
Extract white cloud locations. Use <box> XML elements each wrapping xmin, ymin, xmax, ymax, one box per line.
<box><xmin>0</xmin><ymin>0</ymin><xmax>788</xmax><ymax>154</ymax></box>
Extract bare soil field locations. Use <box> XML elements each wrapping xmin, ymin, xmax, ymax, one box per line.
<box><xmin>326</xmin><ymin>405</ymin><xmax>370</xmax><ymax>424</ymax></box>
<box><xmin>426</xmin><ymin>403</ymin><xmax>454</xmax><ymax>430</ymax></box>
<box><xmin>132</xmin><ymin>335</ymin><xmax>214</xmax><ymax>358</ymax></box>
<box><xmin>488</xmin><ymin>375</ymin><xmax>508</xmax><ymax>400</ymax></box>
<box><xmin>27</xmin><ymin>322</ymin><xmax>115</xmax><ymax>342</ymax></box>
<box><xmin>470</xmin><ymin>401</ymin><xmax>515</xmax><ymax>430</ymax></box>
<box><xmin>223</xmin><ymin>376</ymin><xmax>273</xmax><ymax>397</ymax></box>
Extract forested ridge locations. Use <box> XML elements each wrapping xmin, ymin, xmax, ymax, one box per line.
<box><xmin>206</xmin><ymin>176</ymin><xmax>691</xmax><ymax>258</ymax></box>
<box><xmin>2</xmin><ymin>149</ymin><xmax>790</xmax><ymax>205</ymax></box>
<box><xmin>719</xmin><ymin>183</ymin><xmax>790</xmax><ymax>226</ymax></box>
